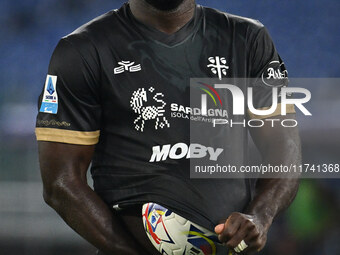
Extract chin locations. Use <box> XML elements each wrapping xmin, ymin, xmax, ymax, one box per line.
<box><xmin>144</xmin><ymin>0</ymin><xmax>186</xmax><ymax>11</ymax></box>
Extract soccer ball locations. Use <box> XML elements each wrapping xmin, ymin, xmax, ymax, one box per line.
<box><xmin>142</xmin><ymin>202</ymin><xmax>227</xmax><ymax>255</ymax></box>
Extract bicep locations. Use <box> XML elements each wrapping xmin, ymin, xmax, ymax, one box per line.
<box><xmin>38</xmin><ymin>141</ymin><xmax>95</xmax><ymax>188</ymax></box>
<box><xmin>249</xmin><ymin>114</ymin><xmax>301</xmax><ymax>159</ymax></box>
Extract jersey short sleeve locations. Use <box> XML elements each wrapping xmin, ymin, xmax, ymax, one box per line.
<box><xmin>248</xmin><ymin>27</ymin><xmax>295</xmax><ymax>119</ymax></box>
<box><xmin>35</xmin><ymin>38</ymin><xmax>101</xmax><ymax>145</ymax></box>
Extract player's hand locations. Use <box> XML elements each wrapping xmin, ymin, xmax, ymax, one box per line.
<box><xmin>214</xmin><ymin>212</ymin><xmax>270</xmax><ymax>254</ymax></box>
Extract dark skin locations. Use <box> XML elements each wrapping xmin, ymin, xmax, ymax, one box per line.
<box><xmin>129</xmin><ymin>0</ymin><xmax>195</xmax><ymax>34</ymax></box>
<box><xmin>39</xmin><ymin>115</ymin><xmax>300</xmax><ymax>255</ymax></box>
<box><xmin>215</xmin><ymin>114</ymin><xmax>301</xmax><ymax>254</ymax></box>
<box><xmin>39</xmin><ymin>1</ymin><xmax>301</xmax><ymax>254</ymax></box>
<box><xmin>39</xmin><ymin>143</ymin><xmax>152</xmax><ymax>255</ymax></box>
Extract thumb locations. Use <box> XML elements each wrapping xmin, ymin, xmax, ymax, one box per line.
<box><xmin>214</xmin><ymin>223</ymin><xmax>225</xmax><ymax>234</ymax></box>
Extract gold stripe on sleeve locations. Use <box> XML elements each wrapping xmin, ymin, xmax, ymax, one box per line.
<box><xmin>247</xmin><ymin>103</ymin><xmax>295</xmax><ymax>120</ymax></box>
<box><xmin>35</xmin><ymin>128</ymin><xmax>100</xmax><ymax>145</ymax></box>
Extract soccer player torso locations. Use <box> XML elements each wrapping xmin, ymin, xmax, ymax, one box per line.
<box><xmin>36</xmin><ymin>3</ymin><xmax>289</xmax><ymax>230</ymax></box>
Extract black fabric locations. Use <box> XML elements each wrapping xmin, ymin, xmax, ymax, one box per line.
<box><xmin>125</xmin><ymin>4</ymin><xmax>203</xmax><ymax>46</ymax></box>
<box><xmin>36</xmin><ymin>3</ymin><xmax>288</xmax><ymax>230</ymax></box>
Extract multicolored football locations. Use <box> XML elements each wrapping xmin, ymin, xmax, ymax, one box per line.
<box><xmin>142</xmin><ymin>202</ymin><xmax>228</xmax><ymax>255</ymax></box>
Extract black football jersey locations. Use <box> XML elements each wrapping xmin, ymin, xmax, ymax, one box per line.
<box><xmin>36</xmin><ymin>3</ymin><xmax>294</xmax><ymax>230</ymax></box>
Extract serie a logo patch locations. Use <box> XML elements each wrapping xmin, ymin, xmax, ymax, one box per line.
<box><xmin>39</xmin><ymin>75</ymin><xmax>58</xmax><ymax>114</ymax></box>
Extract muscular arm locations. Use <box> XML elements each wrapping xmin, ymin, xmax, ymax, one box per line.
<box><xmin>38</xmin><ymin>141</ymin><xmax>146</xmax><ymax>255</ymax></box>
<box><xmin>215</xmin><ymin>114</ymin><xmax>301</xmax><ymax>253</ymax></box>
<box><xmin>246</xmin><ymin>114</ymin><xmax>301</xmax><ymax>226</ymax></box>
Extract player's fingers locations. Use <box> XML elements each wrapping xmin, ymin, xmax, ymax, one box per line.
<box><xmin>226</xmin><ymin>218</ymin><xmax>255</xmax><ymax>248</ymax></box>
<box><xmin>214</xmin><ymin>223</ymin><xmax>225</xmax><ymax>234</ymax></box>
<box><xmin>217</xmin><ymin>213</ymin><xmax>242</xmax><ymax>243</ymax></box>
<box><xmin>244</xmin><ymin>225</ymin><xmax>260</xmax><ymax>241</ymax></box>
<box><xmin>243</xmin><ymin>233</ymin><xmax>267</xmax><ymax>254</ymax></box>
<box><xmin>232</xmin><ymin>233</ymin><xmax>265</xmax><ymax>254</ymax></box>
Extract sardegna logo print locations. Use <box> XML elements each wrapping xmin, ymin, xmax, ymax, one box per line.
<box><xmin>129</xmin><ymin>84</ymin><xmax>229</xmax><ymax>132</ymax></box>
<box><xmin>130</xmin><ymin>87</ymin><xmax>170</xmax><ymax>132</ymax></box>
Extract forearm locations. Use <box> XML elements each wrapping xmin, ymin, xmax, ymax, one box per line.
<box><xmin>214</xmin><ymin>117</ymin><xmax>304</xmax><ymax>253</ymax></box>
<box><xmin>44</xmin><ymin>179</ymin><xmax>139</xmax><ymax>255</ymax></box>
<box><xmin>245</xmin><ymin>178</ymin><xmax>299</xmax><ymax>228</ymax></box>
<box><xmin>246</xmin><ymin>129</ymin><xmax>301</xmax><ymax>226</ymax></box>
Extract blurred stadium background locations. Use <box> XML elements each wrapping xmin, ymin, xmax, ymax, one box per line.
<box><xmin>0</xmin><ymin>0</ymin><xmax>339</xmax><ymax>254</ymax></box>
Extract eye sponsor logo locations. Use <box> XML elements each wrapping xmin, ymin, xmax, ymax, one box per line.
<box><xmin>114</xmin><ymin>60</ymin><xmax>142</xmax><ymax>74</ymax></box>
<box><xmin>39</xmin><ymin>75</ymin><xmax>58</xmax><ymax>114</ymax></box>
<box><xmin>130</xmin><ymin>87</ymin><xmax>170</xmax><ymax>132</ymax></box>
<box><xmin>149</xmin><ymin>143</ymin><xmax>223</xmax><ymax>162</ymax></box>
<box><xmin>261</xmin><ymin>60</ymin><xmax>288</xmax><ymax>87</ymax></box>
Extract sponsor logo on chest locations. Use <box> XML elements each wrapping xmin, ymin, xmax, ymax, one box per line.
<box><xmin>149</xmin><ymin>143</ymin><xmax>223</xmax><ymax>162</ymax></box>
<box><xmin>114</xmin><ymin>60</ymin><xmax>142</xmax><ymax>74</ymax></box>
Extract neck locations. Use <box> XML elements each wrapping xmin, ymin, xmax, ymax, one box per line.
<box><xmin>129</xmin><ymin>0</ymin><xmax>196</xmax><ymax>34</ymax></box>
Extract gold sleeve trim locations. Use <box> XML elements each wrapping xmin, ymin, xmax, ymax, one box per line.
<box><xmin>35</xmin><ymin>128</ymin><xmax>100</xmax><ymax>145</ymax></box>
<box><xmin>247</xmin><ymin>103</ymin><xmax>295</xmax><ymax>120</ymax></box>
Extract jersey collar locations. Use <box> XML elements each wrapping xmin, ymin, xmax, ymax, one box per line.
<box><xmin>122</xmin><ymin>3</ymin><xmax>203</xmax><ymax>47</ymax></box>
